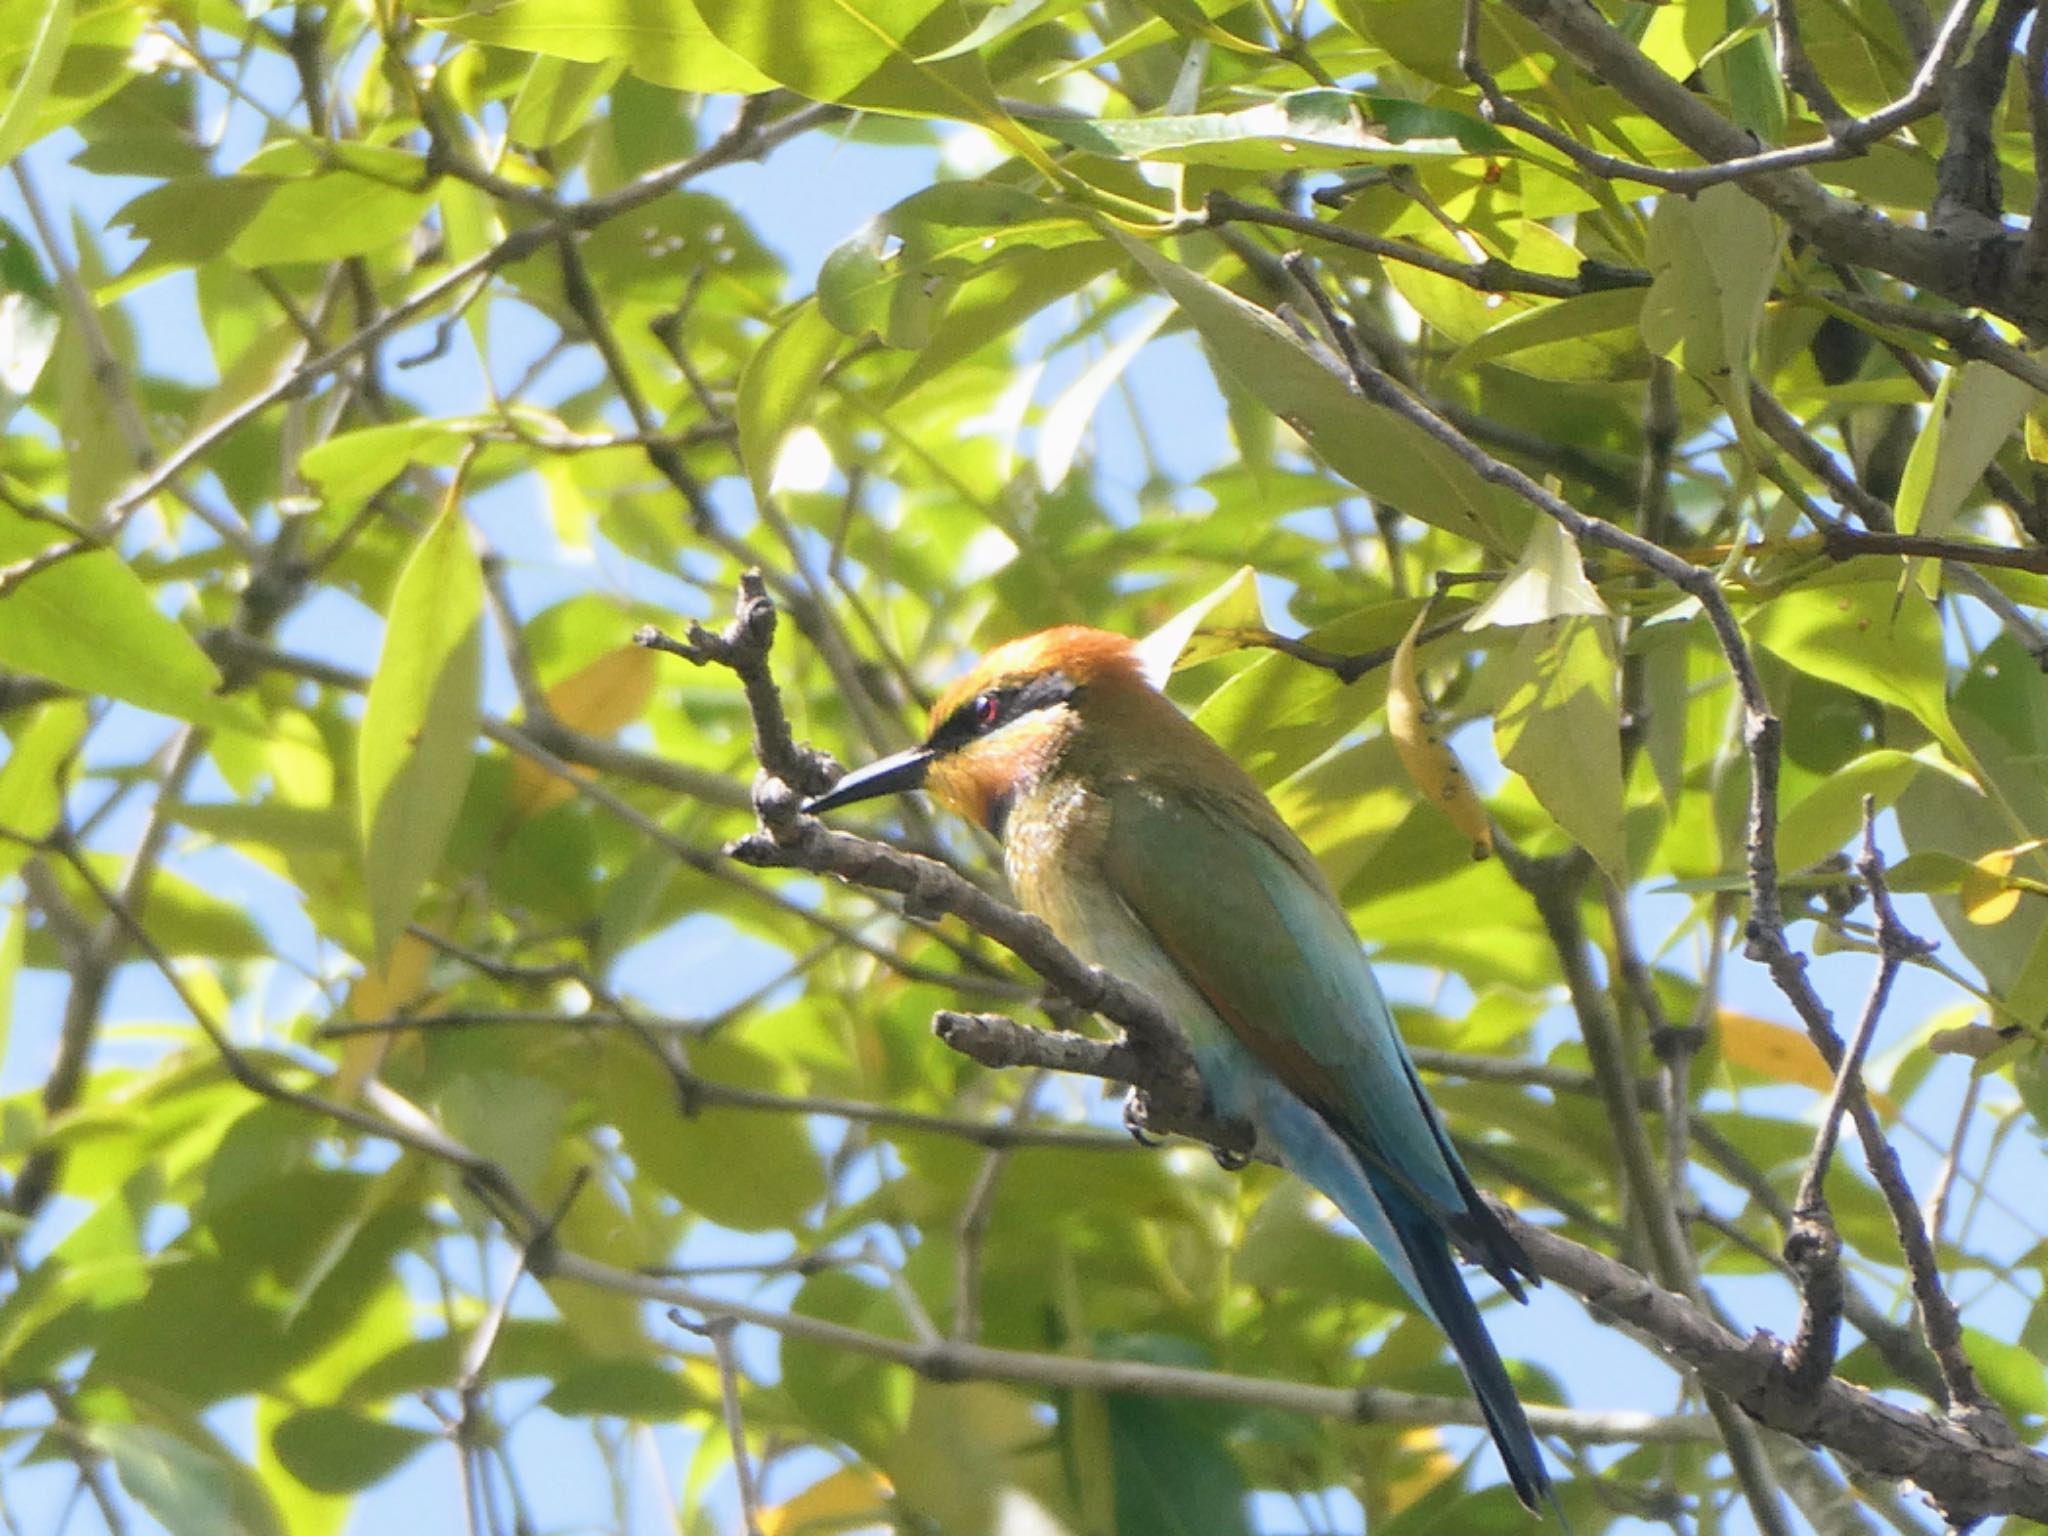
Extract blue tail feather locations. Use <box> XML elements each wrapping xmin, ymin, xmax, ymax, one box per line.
<box><xmin>1377</xmin><ymin>1174</ymin><xmax>1553</xmax><ymax>1514</ymax></box>
<box><xmin>1219</xmin><ymin>1060</ymin><xmax>1556</xmax><ymax>1513</ymax></box>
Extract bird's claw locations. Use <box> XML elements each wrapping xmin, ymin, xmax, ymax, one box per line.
<box><xmin>1122</xmin><ymin>1089</ymin><xmax>1163</xmax><ymax>1147</ymax></box>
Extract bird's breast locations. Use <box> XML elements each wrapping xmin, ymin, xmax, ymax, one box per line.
<box><xmin>1001</xmin><ymin>774</ymin><xmax>1108</xmax><ymax>936</ymax></box>
<box><xmin>1001</xmin><ymin>776</ymin><xmax>1248</xmax><ymax>1103</ymax></box>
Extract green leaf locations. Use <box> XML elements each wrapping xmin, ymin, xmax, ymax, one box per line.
<box><xmin>300</xmin><ymin>418</ymin><xmax>481</xmax><ymax>511</ymax></box>
<box><xmin>1961</xmin><ymin>1327</ymin><xmax>2048</xmax><ymax>1419</ymax></box>
<box><xmin>357</xmin><ymin>504</ymin><xmax>484</xmax><ymax>960</ymax></box>
<box><xmin>1449</xmin><ymin>287</ymin><xmax>1649</xmax><ymax>382</ymax></box>
<box><xmin>55</xmin><ymin>306</ymin><xmax>125</xmax><ymax>526</ymax></box>
<box><xmin>597</xmin><ymin>1037</ymin><xmax>826</xmax><ymax>1231</ymax></box>
<box><xmin>433</xmin><ymin>0</ymin><xmax>775</xmax><ymax>93</ymax></box>
<box><xmin>1495</xmin><ymin>616</ymin><xmax>1626</xmax><ymax>881</ymax></box>
<box><xmin>0</xmin><ymin>698</ymin><xmax>86</xmax><ymax>881</ymax></box>
<box><xmin>0</xmin><ymin>518</ymin><xmax>246</xmax><ymax>730</ymax></box>
<box><xmin>1894</xmin><ymin>360</ymin><xmax>2036</xmax><ymax>542</ymax></box>
<box><xmin>1749</xmin><ymin>578</ymin><xmax>1962</xmax><ymax>762</ymax></box>
<box><xmin>779</xmin><ymin>1273</ymin><xmax>912</xmax><ymax>1458</ymax></box>
<box><xmin>0</xmin><ymin>233</ymin><xmax>59</xmax><ymax>409</ymax></box>
<box><xmin>819</xmin><ymin>183</ymin><xmax>1095</xmax><ymax>348</ymax></box>
<box><xmin>736</xmin><ymin>299</ymin><xmax>846</xmax><ymax>505</ymax></box>
<box><xmin>0</xmin><ymin>902</ymin><xmax>20</xmax><ymax>1072</ymax></box>
<box><xmin>95</xmin><ymin>1421</ymin><xmax>281</xmax><ymax>1536</ymax></box>
<box><xmin>1115</xmin><ymin>235</ymin><xmax>1507</xmax><ymax>550</ymax></box>
<box><xmin>23</xmin><ymin>856</ymin><xmax>269</xmax><ymax>964</ymax></box>
<box><xmin>507</xmin><ymin>55</ymin><xmax>626</xmax><ymax>150</ymax></box>
<box><xmin>1639</xmin><ymin>183</ymin><xmax>1781</xmax><ymax>406</ymax></box>
<box><xmin>1027</xmin><ymin>89</ymin><xmax>1504</xmax><ymax>170</ymax></box>
<box><xmin>227</xmin><ymin>151</ymin><xmax>437</xmax><ymax>267</ymax></box>
<box><xmin>108</xmin><ymin>176</ymin><xmax>276</xmax><ymax>283</ymax></box>
<box><xmin>1135</xmin><ymin>562</ymin><xmax>1267</xmax><ymax>683</ymax></box>
<box><xmin>541</xmin><ymin>1356</ymin><xmax>695</xmax><ymax>1419</ymax></box>
<box><xmin>1107</xmin><ymin>1394</ymin><xmax>1254</xmax><ymax>1536</ymax></box>
<box><xmin>1777</xmin><ymin>747</ymin><xmax>1940</xmax><ymax>870</ymax></box>
<box><xmin>270</xmin><ymin>1408</ymin><xmax>433</xmax><ymax>1495</ymax></box>
<box><xmin>0</xmin><ymin>0</ymin><xmax>74</xmax><ymax>167</ymax></box>
<box><xmin>891</xmin><ymin>240</ymin><xmax>1120</xmax><ymax>399</ymax></box>
<box><xmin>693</xmin><ymin>0</ymin><xmax>1019</xmax><ymax>128</ymax></box>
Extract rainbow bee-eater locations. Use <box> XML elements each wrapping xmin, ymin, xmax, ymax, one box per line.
<box><xmin>806</xmin><ymin>626</ymin><xmax>1553</xmax><ymax>1509</ymax></box>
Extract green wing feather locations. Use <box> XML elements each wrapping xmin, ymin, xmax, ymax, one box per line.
<box><xmin>1098</xmin><ymin>779</ymin><xmax>1474</xmax><ymax>1222</ymax></box>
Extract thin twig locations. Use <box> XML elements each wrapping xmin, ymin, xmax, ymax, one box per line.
<box><xmin>1205</xmin><ymin>191</ymin><xmax>1650</xmax><ymax>296</ymax></box>
<box><xmin>1924</xmin><ymin>1072</ymin><xmax>1981</xmax><ymax>1250</ymax></box>
<box><xmin>670</xmin><ymin>1313</ymin><xmax>765</xmax><ymax>1536</ymax></box>
<box><xmin>952</xmin><ymin>1074</ymin><xmax>1044</xmax><ymax>1341</ymax></box>
<box><xmin>1781</xmin><ymin>805</ymin><xmax>1901</xmax><ymax>1396</ymax></box>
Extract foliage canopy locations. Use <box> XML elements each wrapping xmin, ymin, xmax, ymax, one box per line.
<box><xmin>2</xmin><ymin>0</ymin><xmax>2048</xmax><ymax>1533</ymax></box>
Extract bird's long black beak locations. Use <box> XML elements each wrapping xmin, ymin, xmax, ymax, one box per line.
<box><xmin>803</xmin><ymin>746</ymin><xmax>933</xmax><ymax>814</ymax></box>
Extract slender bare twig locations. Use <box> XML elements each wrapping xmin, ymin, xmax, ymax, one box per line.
<box><xmin>1492</xmin><ymin>0</ymin><xmax>2048</xmax><ymax>333</ymax></box>
<box><xmin>670</xmin><ymin>1313</ymin><xmax>765</xmax><ymax>1536</ymax></box>
<box><xmin>31</xmin><ymin>831</ymin><xmax>549</xmax><ymax>1238</ymax></box>
<box><xmin>637</xmin><ymin>574</ymin><xmax>838</xmax><ymax>797</ymax></box>
<box><xmin>952</xmin><ymin>1074</ymin><xmax>1043</xmax><ymax>1341</ymax></box>
<box><xmin>1204</xmin><ymin>191</ymin><xmax>1650</xmax><ymax>297</ymax></box>
<box><xmin>1781</xmin><ymin>807</ymin><xmax>1906</xmax><ymax>1396</ymax></box>
<box><xmin>1924</xmin><ymin>1072</ymin><xmax>1981</xmax><ymax>1250</ymax></box>
<box><xmin>579</xmin><ymin>1253</ymin><xmax>1708</xmax><ymax>1444</ymax></box>
<box><xmin>1775</xmin><ymin>0</ymin><xmax>1850</xmax><ymax>131</ymax></box>
<box><xmin>1814</xmin><ymin>289</ymin><xmax>2048</xmax><ymax>395</ymax></box>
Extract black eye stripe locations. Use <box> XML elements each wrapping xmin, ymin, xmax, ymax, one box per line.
<box><xmin>929</xmin><ymin>670</ymin><xmax>1077</xmax><ymax>752</ymax></box>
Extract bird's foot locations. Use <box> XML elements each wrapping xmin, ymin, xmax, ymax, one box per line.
<box><xmin>1210</xmin><ymin>1143</ymin><xmax>1251</xmax><ymax>1173</ymax></box>
<box><xmin>1122</xmin><ymin>1088</ymin><xmax>1163</xmax><ymax>1147</ymax></box>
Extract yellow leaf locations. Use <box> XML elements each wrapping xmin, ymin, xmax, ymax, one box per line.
<box><xmin>759</xmin><ymin>1466</ymin><xmax>891</xmax><ymax>1536</ymax></box>
<box><xmin>1717</xmin><ymin>1010</ymin><xmax>1896</xmax><ymax>1116</ymax></box>
<box><xmin>550</xmin><ymin>643</ymin><xmax>659</xmax><ymax>734</ymax></box>
<box><xmin>509</xmin><ymin>645</ymin><xmax>658</xmax><ymax>815</ymax></box>
<box><xmin>1380</xmin><ymin>1426</ymin><xmax>1458</xmax><ymax>1519</ymax></box>
<box><xmin>333</xmin><ymin>927</ymin><xmax>437</xmax><ymax>1100</ymax></box>
<box><xmin>1387</xmin><ymin>606</ymin><xmax>1491</xmax><ymax>859</ymax></box>
<box><xmin>1960</xmin><ymin>839</ymin><xmax>2048</xmax><ymax>926</ymax></box>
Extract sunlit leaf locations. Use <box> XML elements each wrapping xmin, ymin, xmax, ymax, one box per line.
<box><xmin>0</xmin><ymin>0</ymin><xmax>74</xmax><ymax>167</ymax></box>
<box><xmin>1116</xmin><ymin>234</ymin><xmax>1509</xmax><ymax>550</ymax></box>
<box><xmin>0</xmin><ymin>697</ymin><xmax>86</xmax><ymax>881</ymax></box>
<box><xmin>357</xmin><ymin>505</ymin><xmax>484</xmax><ymax>961</ymax></box>
<box><xmin>738</xmin><ymin>298</ymin><xmax>846</xmax><ymax>504</ymax></box>
<box><xmin>1028</xmin><ymin>89</ymin><xmax>1504</xmax><ymax>170</ymax></box>
<box><xmin>1894</xmin><ymin>360</ymin><xmax>2035</xmax><ymax>546</ymax></box>
<box><xmin>508</xmin><ymin>644</ymin><xmax>658</xmax><ymax>815</ymax></box>
<box><xmin>1494</xmin><ymin>616</ymin><xmax>1625</xmax><ymax>881</ymax></box>
<box><xmin>1639</xmin><ymin>183</ymin><xmax>1781</xmax><ymax>407</ymax></box>
<box><xmin>0</xmin><ymin>519</ymin><xmax>246</xmax><ymax>731</ymax></box>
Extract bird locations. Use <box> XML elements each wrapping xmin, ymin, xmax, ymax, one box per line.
<box><xmin>804</xmin><ymin>624</ymin><xmax>1553</xmax><ymax>1511</ymax></box>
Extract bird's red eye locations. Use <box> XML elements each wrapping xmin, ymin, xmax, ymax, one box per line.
<box><xmin>974</xmin><ymin>692</ymin><xmax>1001</xmax><ymax>727</ymax></box>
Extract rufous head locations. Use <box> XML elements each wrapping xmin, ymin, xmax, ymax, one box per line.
<box><xmin>804</xmin><ymin>627</ymin><xmax>1147</xmax><ymax>833</ymax></box>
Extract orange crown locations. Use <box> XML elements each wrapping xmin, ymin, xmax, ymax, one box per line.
<box><xmin>927</xmin><ymin>627</ymin><xmax>1146</xmax><ymax>735</ymax></box>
